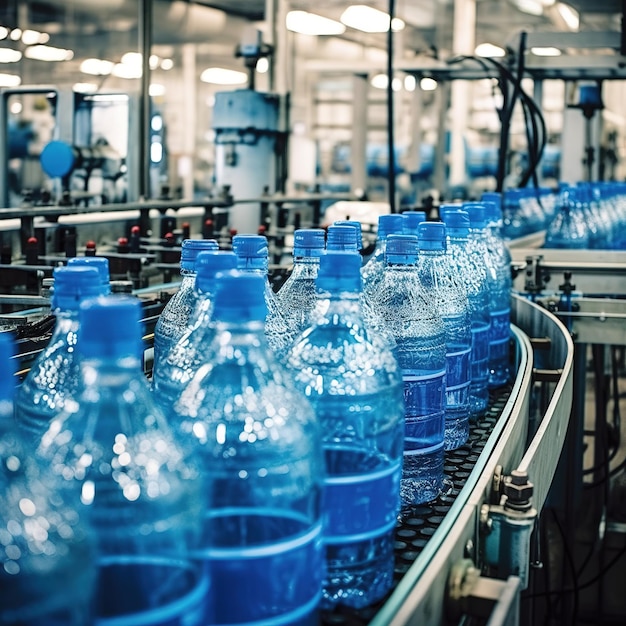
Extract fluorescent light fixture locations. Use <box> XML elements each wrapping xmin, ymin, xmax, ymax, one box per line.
<box><xmin>286</xmin><ymin>10</ymin><xmax>346</xmax><ymax>36</ymax></box>
<box><xmin>420</xmin><ymin>77</ymin><xmax>437</xmax><ymax>91</ymax></box>
<box><xmin>160</xmin><ymin>58</ymin><xmax>174</xmax><ymax>70</ymax></box>
<box><xmin>24</xmin><ymin>45</ymin><xmax>73</xmax><ymax>62</ymax></box>
<box><xmin>514</xmin><ymin>0</ymin><xmax>543</xmax><ymax>16</ymax></box>
<box><xmin>256</xmin><ymin>57</ymin><xmax>269</xmax><ymax>73</ymax></box>
<box><xmin>9</xmin><ymin>29</ymin><xmax>21</xmax><ymax>41</ymax></box>
<box><xmin>80</xmin><ymin>58</ymin><xmax>114</xmax><ymax>75</ymax></box>
<box><xmin>73</xmin><ymin>82</ymin><xmax>98</xmax><ymax>93</ymax></box>
<box><xmin>0</xmin><ymin>27</ymin><xmax>8</xmax><ymax>40</ymax></box>
<box><xmin>475</xmin><ymin>43</ymin><xmax>506</xmax><ymax>57</ymax></box>
<box><xmin>0</xmin><ymin>48</ymin><xmax>21</xmax><ymax>63</ymax></box>
<box><xmin>149</xmin><ymin>54</ymin><xmax>160</xmax><ymax>70</ymax></box>
<box><xmin>121</xmin><ymin>52</ymin><xmax>142</xmax><ymax>67</ymax></box>
<box><xmin>200</xmin><ymin>67</ymin><xmax>247</xmax><ymax>85</ymax></box>
<box><xmin>404</xmin><ymin>75</ymin><xmax>416</xmax><ymax>92</ymax></box>
<box><xmin>112</xmin><ymin>62</ymin><xmax>142</xmax><ymax>79</ymax></box>
<box><xmin>86</xmin><ymin>94</ymin><xmax>128</xmax><ymax>103</ymax></box>
<box><xmin>540</xmin><ymin>0</ymin><xmax>556</xmax><ymax>5</ymax></box>
<box><xmin>21</xmin><ymin>29</ymin><xmax>49</xmax><ymax>45</ymax></box>
<box><xmin>149</xmin><ymin>83</ymin><xmax>166</xmax><ymax>97</ymax></box>
<box><xmin>341</xmin><ymin>5</ymin><xmax>394</xmax><ymax>33</ymax></box>
<box><xmin>370</xmin><ymin>74</ymin><xmax>402</xmax><ymax>91</ymax></box>
<box><xmin>0</xmin><ymin>72</ymin><xmax>20</xmax><ymax>87</ymax></box>
<box><xmin>10</xmin><ymin>101</ymin><xmax>22</xmax><ymax>114</ymax></box>
<box><xmin>391</xmin><ymin>18</ymin><xmax>405</xmax><ymax>31</ymax></box>
<box><xmin>531</xmin><ymin>46</ymin><xmax>561</xmax><ymax>56</ymax></box>
<box><xmin>556</xmin><ymin>2</ymin><xmax>579</xmax><ymax>30</ymax></box>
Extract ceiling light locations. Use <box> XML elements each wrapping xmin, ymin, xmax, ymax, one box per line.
<box><xmin>160</xmin><ymin>58</ymin><xmax>174</xmax><ymax>70</ymax></box>
<box><xmin>341</xmin><ymin>5</ymin><xmax>394</xmax><ymax>33</ymax></box>
<box><xmin>200</xmin><ymin>67</ymin><xmax>247</xmax><ymax>85</ymax></box>
<box><xmin>21</xmin><ymin>29</ymin><xmax>48</xmax><ymax>45</ymax></box>
<box><xmin>370</xmin><ymin>74</ymin><xmax>402</xmax><ymax>91</ymax></box>
<box><xmin>149</xmin><ymin>54</ymin><xmax>160</xmax><ymax>70</ymax></box>
<box><xmin>10</xmin><ymin>101</ymin><xmax>22</xmax><ymax>114</ymax></box>
<box><xmin>556</xmin><ymin>3</ymin><xmax>579</xmax><ymax>30</ymax></box>
<box><xmin>0</xmin><ymin>49</ymin><xmax>21</xmax><ymax>63</ymax></box>
<box><xmin>24</xmin><ymin>45</ymin><xmax>73</xmax><ymax>62</ymax></box>
<box><xmin>73</xmin><ymin>82</ymin><xmax>98</xmax><ymax>94</ymax></box>
<box><xmin>391</xmin><ymin>18</ymin><xmax>405</xmax><ymax>32</ymax></box>
<box><xmin>149</xmin><ymin>83</ymin><xmax>166</xmax><ymax>97</ymax></box>
<box><xmin>80</xmin><ymin>58</ymin><xmax>114</xmax><ymax>75</ymax></box>
<box><xmin>404</xmin><ymin>75</ymin><xmax>416</xmax><ymax>92</ymax></box>
<box><xmin>420</xmin><ymin>77</ymin><xmax>437</xmax><ymax>91</ymax></box>
<box><xmin>121</xmin><ymin>52</ymin><xmax>142</xmax><ymax>67</ymax></box>
<box><xmin>514</xmin><ymin>0</ymin><xmax>544</xmax><ymax>16</ymax></box>
<box><xmin>0</xmin><ymin>27</ymin><xmax>8</xmax><ymax>40</ymax></box>
<box><xmin>286</xmin><ymin>11</ymin><xmax>345</xmax><ymax>36</ymax></box>
<box><xmin>256</xmin><ymin>57</ymin><xmax>269</xmax><ymax>73</ymax></box>
<box><xmin>112</xmin><ymin>62</ymin><xmax>142</xmax><ymax>79</ymax></box>
<box><xmin>531</xmin><ymin>46</ymin><xmax>561</xmax><ymax>56</ymax></box>
<box><xmin>475</xmin><ymin>43</ymin><xmax>506</xmax><ymax>57</ymax></box>
<box><xmin>0</xmin><ymin>72</ymin><xmax>21</xmax><ymax>87</ymax></box>
<box><xmin>9</xmin><ymin>29</ymin><xmax>21</xmax><ymax>41</ymax></box>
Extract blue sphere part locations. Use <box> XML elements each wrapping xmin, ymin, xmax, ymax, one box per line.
<box><xmin>317</xmin><ymin>251</ymin><xmax>362</xmax><ymax>293</ymax></box>
<box><xmin>67</xmin><ymin>256</ymin><xmax>110</xmax><ymax>286</ymax></box>
<box><xmin>52</xmin><ymin>266</ymin><xmax>104</xmax><ymax>311</ymax></box>
<box><xmin>181</xmin><ymin>239</ymin><xmax>219</xmax><ymax>271</ymax></box>
<box><xmin>195</xmin><ymin>251</ymin><xmax>238</xmax><ymax>293</ymax></box>
<box><xmin>79</xmin><ymin>296</ymin><xmax>143</xmax><ymax>360</ymax></box>
<box><xmin>293</xmin><ymin>229</ymin><xmax>325</xmax><ymax>257</ymax></box>
<box><xmin>211</xmin><ymin>270</ymin><xmax>267</xmax><ymax>322</ymax></box>
<box><xmin>40</xmin><ymin>140</ymin><xmax>75</xmax><ymax>179</ymax></box>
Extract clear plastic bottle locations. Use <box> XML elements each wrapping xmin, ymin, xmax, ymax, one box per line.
<box><xmin>440</xmin><ymin>209</ymin><xmax>491</xmax><ymax>419</ymax></box>
<box><xmin>416</xmin><ymin>223</ymin><xmax>471</xmax><ymax>450</ymax></box>
<box><xmin>152</xmin><ymin>250</ymin><xmax>238</xmax><ymax>414</ymax></box>
<box><xmin>15</xmin><ymin>265</ymin><xmax>106</xmax><ymax>444</ymax></box>
<box><xmin>231</xmin><ymin>234</ymin><xmax>295</xmax><ymax>358</ymax></box>
<box><xmin>277</xmin><ymin>228</ymin><xmax>326</xmax><ymax>337</ymax></box>
<box><xmin>0</xmin><ymin>331</ymin><xmax>97</xmax><ymax>625</ymax></box>
<box><xmin>152</xmin><ymin>238</ymin><xmax>219</xmax><ymax>377</ymax></box>
<box><xmin>463</xmin><ymin>202</ymin><xmax>511</xmax><ymax>392</ymax></box>
<box><xmin>502</xmin><ymin>189</ymin><xmax>527</xmax><ymax>240</ymax></box>
<box><xmin>369</xmin><ymin>234</ymin><xmax>446</xmax><ymax>506</ymax></box>
<box><xmin>544</xmin><ymin>186</ymin><xmax>590</xmax><ymax>249</ymax></box>
<box><xmin>67</xmin><ymin>256</ymin><xmax>111</xmax><ymax>293</ymax></box>
<box><xmin>175</xmin><ymin>271</ymin><xmax>324</xmax><ymax>626</ymax></box>
<box><xmin>361</xmin><ymin>213</ymin><xmax>405</xmax><ymax>298</ymax></box>
<box><xmin>287</xmin><ymin>250</ymin><xmax>404</xmax><ymax>608</ymax></box>
<box><xmin>38</xmin><ymin>297</ymin><xmax>208</xmax><ymax>625</ymax></box>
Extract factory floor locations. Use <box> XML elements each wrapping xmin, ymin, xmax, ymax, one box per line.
<box><xmin>529</xmin><ymin>345</ymin><xmax>626</xmax><ymax>626</ymax></box>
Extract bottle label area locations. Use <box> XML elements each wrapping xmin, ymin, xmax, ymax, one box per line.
<box><xmin>489</xmin><ymin>308</ymin><xmax>511</xmax><ymax>346</ymax></box>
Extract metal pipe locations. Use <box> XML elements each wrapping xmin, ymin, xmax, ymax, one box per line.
<box><xmin>138</xmin><ymin>0</ymin><xmax>153</xmax><ymax>200</ymax></box>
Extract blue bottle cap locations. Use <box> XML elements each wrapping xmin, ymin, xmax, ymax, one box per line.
<box><xmin>385</xmin><ymin>234</ymin><xmax>418</xmax><ymax>265</ymax></box>
<box><xmin>402</xmin><ymin>210</ymin><xmax>427</xmax><ymax>234</ymax></box>
<box><xmin>231</xmin><ymin>235</ymin><xmax>269</xmax><ymax>271</ymax></box>
<box><xmin>417</xmin><ymin>222</ymin><xmax>446</xmax><ymax>251</ymax></box>
<box><xmin>181</xmin><ymin>239</ymin><xmax>219</xmax><ymax>271</ymax></box>
<box><xmin>333</xmin><ymin>220</ymin><xmax>363</xmax><ymax>250</ymax></box>
<box><xmin>78</xmin><ymin>296</ymin><xmax>143</xmax><ymax>360</ymax></box>
<box><xmin>52</xmin><ymin>266</ymin><xmax>106</xmax><ymax>311</ymax></box>
<box><xmin>326</xmin><ymin>225</ymin><xmax>359</xmax><ymax>251</ymax></box>
<box><xmin>462</xmin><ymin>202</ymin><xmax>488</xmax><ymax>229</ymax></box>
<box><xmin>0</xmin><ymin>331</ymin><xmax>15</xmax><ymax>404</ymax></box>
<box><xmin>293</xmin><ymin>229</ymin><xmax>325</xmax><ymax>258</ymax></box>
<box><xmin>438</xmin><ymin>203</ymin><xmax>463</xmax><ymax>222</ymax></box>
<box><xmin>40</xmin><ymin>140</ymin><xmax>75</xmax><ymax>178</ymax></box>
<box><xmin>481</xmin><ymin>192</ymin><xmax>502</xmax><ymax>210</ymax></box>
<box><xmin>441</xmin><ymin>209</ymin><xmax>470</xmax><ymax>237</ymax></box>
<box><xmin>195</xmin><ymin>251</ymin><xmax>238</xmax><ymax>293</ymax></box>
<box><xmin>377</xmin><ymin>214</ymin><xmax>405</xmax><ymax>240</ymax></box>
<box><xmin>481</xmin><ymin>200</ymin><xmax>502</xmax><ymax>225</ymax></box>
<box><xmin>67</xmin><ymin>256</ymin><xmax>111</xmax><ymax>287</ymax></box>
<box><xmin>317</xmin><ymin>251</ymin><xmax>362</xmax><ymax>293</ymax></box>
<box><xmin>211</xmin><ymin>271</ymin><xmax>267</xmax><ymax>323</ymax></box>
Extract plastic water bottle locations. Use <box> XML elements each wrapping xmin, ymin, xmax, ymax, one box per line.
<box><xmin>333</xmin><ymin>219</ymin><xmax>363</xmax><ymax>250</ymax></box>
<box><xmin>152</xmin><ymin>250</ymin><xmax>238</xmax><ymax>413</ymax></box>
<box><xmin>175</xmin><ymin>271</ymin><xmax>324</xmax><ymax>625</ymax></box>
<box><xmin>277</xmin><ymin>228</ymin><xmax>326</xmax><ymax>337</ymax></box>
<box><xmin>38</xmin><ymin>296</ymin><xmax>208</xmax><ymax>625</ymax></box>
<box><xmin>369</xmin><ymin>234</ymin><xmax>446</xmax><ymax>505</ymax></box>
<box><xmin>361</xmin><ymin>214</ymin><xmax>405</xmax><ymax>298</ymax></box>
<box><xmin>416</xmin><ymin>223</ymin><xmax>471</xmax><ymax>450</ymax></box>
<box><xmin>67</xmin><ymin>255</ymin><xmax>111</xmax><ymax>293</ymax></box>
<box><xmin>153</xmin><ymin>238</ymin><xmax>219</xmax><ymax>377</ymax></box>
<box><xmin>326</xmin><ymin>223</ymin><xmax>360</xmax><ymax>253</ymax></box>
<box><xmin>576</xmin><ymin>183</ymin><xmax>610</xmax><ymax>249</ymax></box>
<box><xmin>287</xmin><ymin>251</ymin><xmax>404</xmax><ymax>608</ymax></box>
<box><xmin>463</xmin><ymin>202</ymin><xmax>511</xmax><ymax>392</ymax></box>
<box><xmin>440</xmin><ymin>209</ymin><xmax>491</xmax><ymax>418</ymax></box>
<box><xmin>402</xmin><ymin>210</ymin><xmax>427</xmax><ymax>235</ymax></box>
<box><xmin>15</xmin><ymin>265</ymin><xmax>106</xmax><ymax>444</ymax></box>
<box><xmin>0</xmin><ymin>331</ymin><xmax>97</xmax><ymax>625</ymax></box>
<box><xmin>544</xmin><ymin>185</ymin><xmax>590</xmax><ymax>249</ymax></box>
<box><xmin>231</xmin><ymin>234</ymin><xmax>296</xmax><ymax>357</ymax></box>
<box><xmin>501</xmin><ymin>189</ymin><xmax>527</xmax><ymax>240</ymax></box>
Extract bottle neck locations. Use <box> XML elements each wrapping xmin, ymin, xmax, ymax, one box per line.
<box><xmin>80</xmin><ymin>354</ymin><xmax>144</xmax><ymax>386</ymax></box>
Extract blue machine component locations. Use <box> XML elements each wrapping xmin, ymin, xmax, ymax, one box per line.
<box><xmin>212</xmin><ymin>89</ymin><xmax>280</xmax><ymax>234</ymax></box>
<box><xmin>40</xmin><ymin>140</ymin><xmax>76</xmax><ymax>179</ymax></box>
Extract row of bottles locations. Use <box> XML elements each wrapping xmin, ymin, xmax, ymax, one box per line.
<box><xmin>3</xmin><ymin>200</ymin><xmax>512</xmax><ymax>624</ymax></box>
